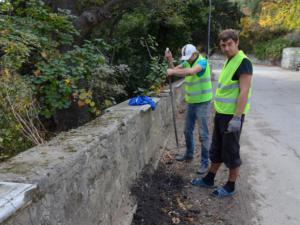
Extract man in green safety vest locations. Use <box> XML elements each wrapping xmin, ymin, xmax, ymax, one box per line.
<box><xmin>192</xmin><ymin>29</ymin><xmax>253</xmax><ymax>198</ymax></box>
<box><xmin>165</xmin><ymin>44</ymin><xmax>213</xmax><ymax>174</ymax></box>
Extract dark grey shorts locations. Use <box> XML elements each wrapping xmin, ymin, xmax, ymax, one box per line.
<box><xmin>209</xmin><ymin>113</ymin><xmax>245</xmax><ymax>169</ymax></box>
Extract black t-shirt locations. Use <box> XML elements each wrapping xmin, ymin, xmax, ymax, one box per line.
<box><xmin>225</xmin><ymin>58</ymin><xmax>253</xmax><ymax>81</ymax></box>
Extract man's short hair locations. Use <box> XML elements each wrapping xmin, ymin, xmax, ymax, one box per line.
<box><xmin>218</xmin><ymin>29</ymin><xmax>239</xmax><ymax>43</ymax></box>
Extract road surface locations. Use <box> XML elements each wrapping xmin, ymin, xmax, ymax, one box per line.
<box><xmin>240</xmin><ymin>65</ymin><xmax>300</xmax><ymax>225</ymax></box>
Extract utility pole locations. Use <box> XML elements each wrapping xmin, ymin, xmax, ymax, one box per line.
<box><xmin>207</xmin><ymin>0</ymin><xmax>212</xmax><ymax>60</ymax></box>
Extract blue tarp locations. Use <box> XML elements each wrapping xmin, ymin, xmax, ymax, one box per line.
<box><xmin>128</xmin><ymin>96</ymin><xmax>156</xmax><ymax>110</ymax></box>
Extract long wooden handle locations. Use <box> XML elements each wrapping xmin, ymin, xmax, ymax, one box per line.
<box><xmin>169</xmin><ymin>77</ymin><xmax>179</xmax><ymax>148</ymax></box>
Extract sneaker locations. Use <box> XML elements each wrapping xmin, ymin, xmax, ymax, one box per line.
<box><xmin>196</xmin><ymin>165</ymin><xmax>208</xmax><ymax>175</ymax></box>
<box><xmin>175</xmin><ymin>155</ymin><xmax>193</xmax><ymax>162</ymax></box>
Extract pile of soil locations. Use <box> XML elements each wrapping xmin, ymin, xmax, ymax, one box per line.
<box><xmin>131</xmin><ymin>164</ymin><xmax>199</xmax><ymax>225</ymax></box>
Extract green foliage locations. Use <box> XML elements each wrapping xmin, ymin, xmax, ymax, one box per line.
<box><xmin>0</xmin><ymin>1</ymin><xmax>115</xmax><ymax>121</ymax></box>
<box><xmin>239</xmin><ymin>0</ymin><xmax>299</xmax><ymax>60</ymax></box>
<box><xmin>0</xmin><ymin>1</ymin><xmax>114</xmax><ymax>156</ymax></box>
<box><xmin>0</xmin><ymin>0</ymin><xmax>246</xmax><ymax>159</ymax></box>
<box><xmin>0</xmin><ymin>0</ymin><xmax>78</xmax><ymax>80</ymax></box>
<box><xmin>144</xmin><ymin>57</ymin><xmax>168</xmax><ymax>96</ymax></box>
<box><xmin>234</xmin><ymin>0</ymin><xmax>261</xmax><ymax>16</ymax></box>
<box><xmin>0</xmin><ymin>0</ymin><xmax>78</xmax><ymax>156</ymax></box>
<box><xmin>33</xmin><ymin>40</ymin><xmax>106</xmax><ymax>118</ymax></box>
<box><xmin>0</xmin><ymin>73</ymin><xmax>36</xmax><ymax>160</ymax></box>
<box><xmin>76</xmin><ymin>0</ymin><xmax>105</xmax><ymax>12</ymax></box>
<box><xmin>254</xmin><ymin>37</ymin><xmax>293</xmax><ymax>61</ymax></box>
<box><xmin>90</xmin><ymin>64</ymin><xmax>129</xmax><ymax>109</ymax></box>
<box><xmin>106</xmin><ymin>0</ymin><xmax>241</xmax><ymax>95</ymax></box>
<box><xmin>146</xmin><ymin>0</ymin><xmax>192</xmax><ymax>50</ymax></box>
<box><xmin>258</xmin><ymin>0</ymin><xmax>300</xmax><ymax>32</ymax></box>
<box><xmin>0</xmin><ymin>0</ymin><xmax>13</xmax><ymax>12</ymax></box>
<box><xmin>110</xmin><ymin>32</ymin><xmax>168</xmax><ymax>95</ymax></box>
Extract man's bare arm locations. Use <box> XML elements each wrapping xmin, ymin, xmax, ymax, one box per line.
<box><xmin>235</xmin><ymin>74</ymin><xmax>252</xmax><ymax>116</ymax></box>
<box><xmin>167</xmin><ymin>66</ymin><xmax>202</xmax><ymax>77</ymax></box>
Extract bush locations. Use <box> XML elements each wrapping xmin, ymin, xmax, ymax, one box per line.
<box><xmin>0</xmin><ymin>1</ymin><xmax>130</xmax><ymax>156</ymax></box>
<box><xmin>254</xmin><ymin>37</ymin><xmax>293</xmax><ymax>61</ymax></box>
<box><xmin>90</xmin><ymin>64</ymin><xmax>129</xmax><ymax>110</ymax></box>
<box><xmin>33</xmin><ymin>40</ymin><xmax>107</xmax><ymax>118</ymax></box>
<box><xmin>0</xmin><ymin>73</ymin><xmax>42</xmax><ymax>161</ymax></box>
<box><xmin>145</xmin><ymin>56</ymin><xmax>168</xmax><ymax>96</ymax></box>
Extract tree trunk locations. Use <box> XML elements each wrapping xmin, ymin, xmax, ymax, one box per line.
<box><xmin>45</xmin><ymin>0</ymin><xmax>128</xmax><ymax>45</ymax></box>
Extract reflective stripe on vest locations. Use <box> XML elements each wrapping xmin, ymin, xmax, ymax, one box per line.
<box><xmin>183</xmin><ymin>55</ymin><xmax>213</xmax><ymax>104</ymax></box>
<box><xmin>185</xmin><ymin>88</ymin><xmax>213</xmax><ymax>96</ymax></box>
<box><xmin>217</xmin><ymin>83</ymin><xmax>239</xmax><ymax>90</ymax></box>
<box><xmin>185</xmin><ymin>77</ymin><xmax>211</xmax><ymax>86</ymax></box>
<box><xmin>214</xmin><ymin>50</ymin><xmax>252</xmax><ymax>114</ymax></box>
<box><xmin>215</xmin><ymin>97</ymin><xmax>251</xmax><ymax>103</ymax></box>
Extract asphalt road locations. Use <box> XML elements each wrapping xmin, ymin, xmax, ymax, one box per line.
<box><xmin>239</xmin><ymin>65</ymin><xmax>300</xmax><ymax>225</ymax></box>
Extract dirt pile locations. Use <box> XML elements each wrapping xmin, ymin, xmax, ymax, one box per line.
<box><xmin>131</xmin><ymin>164</ymin><xmax>199</xmax><ymax>225</ymax></box>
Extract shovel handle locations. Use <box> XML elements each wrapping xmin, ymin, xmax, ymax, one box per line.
<box><xmin>169</xmin><ymin>76</ymin><xmax>179</xmax><ymax>148</ymax></box>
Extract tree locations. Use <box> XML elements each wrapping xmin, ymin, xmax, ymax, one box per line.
<box><xmin>239</xmin><ymin>0</ymin><xmax>299</xmax><ymax>61</ymax></box>
<box><xmin>259</xmin><ymin>0</ymin><xmax>300</xmax><ymax>31</ymax></box>
<box><xmin>0</xmin><ymin>0</ymin><xmax>244</xmax><ymax>154</ymax></box>
<box><xmin>44</xmin><ymin>0</ymin><xmax>142</xmax><ymax>44</ymax></box>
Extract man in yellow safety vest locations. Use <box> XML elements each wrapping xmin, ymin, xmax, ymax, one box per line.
<box><xmin>192</xmin><ymin>29</ymin><xmax>253</xmax><ymax>198</ymax></box>
<box><xmin>165</xmin><ymin>44</ymin><xmax>213</xmax><ymax>174</ymax></box>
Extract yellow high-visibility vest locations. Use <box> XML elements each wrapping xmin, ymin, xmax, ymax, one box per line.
<box><xmin>183</xmin><ymin>55</ymin><xmax>213</xmax><ymax>104</ymax></box>
<box><xmin>214</xmin><ymin>50</ymin><xmax>252</xmax><ymax>114</ymax></box>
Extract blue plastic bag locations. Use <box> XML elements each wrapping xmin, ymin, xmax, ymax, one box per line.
<box><xmin>128</xmin><ymin>96</ymin><xmax>156</xmax><ymax>110</ymax></box>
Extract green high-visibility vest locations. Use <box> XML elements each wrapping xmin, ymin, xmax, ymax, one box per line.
<box><xmin>183</xmin><ymin>55</ymin><xmax>213</xmax><ymax>104</ymax></box>
<box><xmin>214</xmin><ymin>50</ymin><xmax>252</xmax><ymax>115</ymax></box>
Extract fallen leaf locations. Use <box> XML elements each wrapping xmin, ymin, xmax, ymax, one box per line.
<box><xmin>163</xmin><ymin>151</ymin><xmax>173</xmax><ymax>164</ymax></box>
<box><xmin>176</xmin><ymin>197</ymin><xmax>187</xmax><ymax>211</ymax></box>
<box><xmin>78</xmin><ymin>100</ymin><xmax>86</xmax><ymax>107</ymax></box>
<box><xmin>41</xmin><ymin>51</ymin><xmax>48</xmax><ymax>58</ymax></box>
<box><xmin>161</xmin><ymin>208</ymin><xmax>168</xmax><ymax>213</ymax></box>
<box><xmin>34</xmin><ymin>70</ymin><xmax>41</xmax><ymax>77</ymax></box>
<box><xmin>172</xmin><ymin>217</ymin><xmax>180</xmax><ymax>224</ymax></box>
<box><xmin>186</xmin><ymin>217</ymin><xmax>194</xmax><ymax>222</ymax></box>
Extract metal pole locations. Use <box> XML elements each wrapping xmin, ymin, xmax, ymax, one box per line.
<box><xmin>207</xmin><ymin>0</ymin><xmax>212</xmax><ymax>60</ymax></box>
<box><xmin>169</xmin><ymin>77</ymin><xmax>179</xmax><ymax>148</ymax></box>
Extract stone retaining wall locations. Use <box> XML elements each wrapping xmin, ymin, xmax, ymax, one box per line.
<box><xmin>0</xmin><ymin>81</ymin><xmax>184</xmax><ymax>225</ymax></box>
<box><xmin>281</xmin><ymin>47</ymin><xmax>300</xmax><ymax>71</ymax></box>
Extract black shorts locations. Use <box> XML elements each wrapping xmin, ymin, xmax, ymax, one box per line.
<box><xmin>209</xmin><ymin>113</ymin><xmax>245</xmax><ymax>169</ymax></box>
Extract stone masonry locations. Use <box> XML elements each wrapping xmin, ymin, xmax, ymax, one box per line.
<box><xmin>0</xmin><ymin>81</ymin><xmax>184</xmax><ymax>225</ymax></box>
<box><xmin>281</xmin><ymin>47</ymin><xmax>300</xmax><ymax>71</ymax></box>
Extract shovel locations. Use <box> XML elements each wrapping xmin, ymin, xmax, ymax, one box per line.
<box><xmin>165</xmin><ymin>47</ymin><xmax>179</xmax><ymax>148</ymax></box>
<box><xmin>168</xmin><ymin>76</ymin><xmax>179</xmax><ymax>148</ymax></box>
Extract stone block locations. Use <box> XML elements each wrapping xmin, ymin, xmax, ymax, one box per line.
<box><xmin>281</xmin><ymin>47</ymin><xmax>300</xmax><ymax>71</ymax></box>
